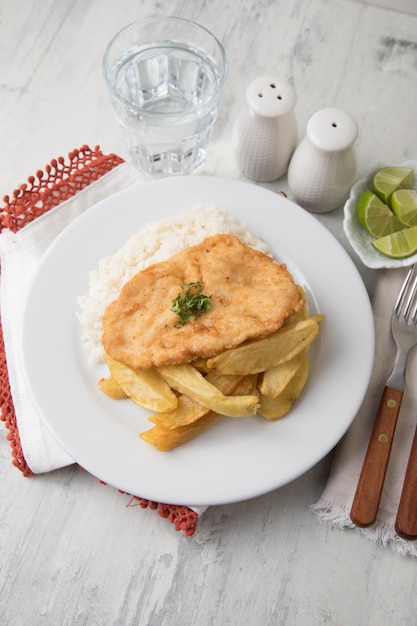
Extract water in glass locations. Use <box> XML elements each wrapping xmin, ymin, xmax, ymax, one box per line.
<box><xmin>111</xmin><ymin>44</ymin><xmax>222</xmax><ymax>176</ymax></box>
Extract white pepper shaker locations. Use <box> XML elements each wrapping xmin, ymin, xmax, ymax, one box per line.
<box><xmin>232</xmin><ymin>76</ymin><xmax>297</xmax><ymax>182</ymax></box>
<box><xmin>287</xmin><ymin>107</ymin><xmax>358</xmax><ymax>213</ymax></box>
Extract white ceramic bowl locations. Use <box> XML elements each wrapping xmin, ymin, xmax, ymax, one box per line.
<box><xmin>343</xmin><ymin>159</ymin><xmax>417</xmax><ymax>269</ymax></box>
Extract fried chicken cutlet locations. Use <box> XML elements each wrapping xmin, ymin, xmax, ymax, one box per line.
<box><xmin>102</xmin><ymin>234</ymin><xmax>304</xmax><ymax>371</ymax></box>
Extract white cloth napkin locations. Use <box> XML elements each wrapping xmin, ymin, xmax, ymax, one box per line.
<box><xmin>0</xmin><ymin>163</ymin><xmax>140</xmax><ymax>473</ymax></box>
<box><xmin>1</xmin><ymin>161</ymin><xmax>207</xmax><ymax>521</ymax></box>
<box><xmin>312</xmin><ymin>267</ymin><xmax>417</xmax><ymax>558</ymax></box>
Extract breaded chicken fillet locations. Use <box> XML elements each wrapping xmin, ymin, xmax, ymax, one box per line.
<box><xmin>102</xmin><ymin>234</ymin><xmax>304</xmax><ymax>370</ymax></box>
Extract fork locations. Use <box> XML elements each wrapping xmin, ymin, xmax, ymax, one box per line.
<box><xmin>350</xmin><ymin>264</ymin><xmax>417</xmax><ymax>528</ymax></box>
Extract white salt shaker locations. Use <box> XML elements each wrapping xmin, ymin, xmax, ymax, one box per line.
<box><xmin>287</xmin><ymin>107</ymin><xmax>358</xmax><ymax>213</ymax></box>
<box><xmin>232</xmin><ymin>76</ymin><xmax>297</xmax><ymax>182</ymax></box>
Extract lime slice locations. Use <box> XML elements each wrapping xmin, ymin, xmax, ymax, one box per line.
<box><xmin>391</xmin><ymin>189</ymin><xmax>417</xmax><ymax>226</ymax></box>
<box><xmin>356</xmin><ymin>189</ymin><xmax>404</xmax><ymax>237</ymax></box>
<box><xmin>372</xmin><ymin>167</ymin><xmax>414</xmax><ymax>204</ymax></box>
<box><xmin>372</xmin><ymin>225</ymin><xmax>417</xmax><ymax>258</ymax></box>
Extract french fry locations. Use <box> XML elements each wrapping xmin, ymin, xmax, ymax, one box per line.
<box><xmin>149</xmin><ymin>372</ymin><xmax>245</xmax><ymax>429</ymax></box>
<box><xmin>140</xmin><ymin>411</ymin><xmax>221</xmax><ymax>451</ymax></box>
<box><xmin>158</xmin><ymin>364</ymin><xmax>258</xmax><ymax>417</ymax></box>
<box><xmin>225</xmin><ymin>376</ymin><xmax>259</xmax><ymax>416</ymax></box>
<box><xmin>98</xmin><ymin>375</ymin><xmax>128</xmax><ymax>399</ymax></box>
<box><xmin>149</xmin><ymin>394</ymin><xmax>210</xmax><ymax>429</ymax></box>
<box><xmin>206</xmin><ymin>318</ymin><xmax>320</xmax><ymax>375</ymax></box>
<box><xmin>258</xmin><ymin>351</ymin><xmax>306</xmax><ymax>398</ymax></box>
<box><xmin>309</xmin><ymin>314</ymin><xmax>325</xmax><ymax>324</ymax></box>
<box><xmin>191</xmin><ymin>358</ymin><xmax>210</xmax><ymax>373</ymax></box>
<box><xmin>232</xmin><ymin>375</ymin><xmax>256</xmax><ymax>396</ymax></box>
<box><xmin>141</xmin><ymin>376</ymin><xmax>257</xmax><ymax>450</ymax></box>
<box><xmin>105</xmin><ymin>354</ymin><xmax>178</xmax><ymax>412</ymax></box>
<box><xmin>258</xmin><ymin>356</ymin><xmax>310</xmax><ymax>420</ymax></box>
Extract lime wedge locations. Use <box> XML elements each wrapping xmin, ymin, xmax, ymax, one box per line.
<box><xmin>391</xmin><ymin>189</ymin><xmax>417</xmax><ymax>227</ymax></box>
<box><xmin>356</xmin><ymin>189</ymin><xmax>404</xmax><ymax>237</ymax></box>
<box><xmin>372</xmin><ymin>167</ymin><xmax>414</xmax><ymax>204</ymax></box>
<box><xmin>372</xmin><ymin>225</ymin><xmax>417</xmax><ymax>258</ymax></box>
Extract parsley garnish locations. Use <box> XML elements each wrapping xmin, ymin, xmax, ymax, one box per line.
<box><xmin>171</xmin><ymin>281</ymin><xmax>212</xmax><ymax>326</ymax></box>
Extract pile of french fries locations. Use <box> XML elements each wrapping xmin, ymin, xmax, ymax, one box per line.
<box><xmin>98</xmin><ymin>288</ymin><xmax>324</xmax><ymax>451</ymax></box>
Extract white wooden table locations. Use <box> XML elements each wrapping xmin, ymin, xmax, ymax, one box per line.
<box><xmin>1</xmin><ymin>1</ymin><xmax>417</xmax><ymax>624</ymax></box>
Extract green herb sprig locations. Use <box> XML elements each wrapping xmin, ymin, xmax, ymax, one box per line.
<box><xmin>171</xmin><ymin>281</ymin><xmax>212</xmax><ymax>327</ymax></box>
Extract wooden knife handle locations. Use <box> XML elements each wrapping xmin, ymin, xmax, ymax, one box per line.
<box><xmin>350</xmin><ymin>385</ymin><xmax>403</xmax><ymax>527</ymax></box>
<box><xmin>395</xmin><ymin>424</ymin><xmax>417</xmax><ymax>540</ymax></box>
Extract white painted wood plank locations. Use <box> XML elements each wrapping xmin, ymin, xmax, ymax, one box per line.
<box><xmin>1</xmin><ymin>1</ymin><xmax>417</xmax><ymax>624</ymax></box>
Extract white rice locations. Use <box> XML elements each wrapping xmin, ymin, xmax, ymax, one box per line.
<box><xmin>77</xmin><ymin>204</ymin><xmax>270</xmax><ymax>363</ymax></box>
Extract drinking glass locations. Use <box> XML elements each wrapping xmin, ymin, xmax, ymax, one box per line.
<box><xmin>102</xmin><ymin>16</ymin><xmax>227</xmax><ymax>177</ymax></box>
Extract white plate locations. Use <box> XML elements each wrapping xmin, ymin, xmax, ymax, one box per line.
<box><xmin>21</xmin><ymin>176</ymin><xmax>374</xmax><ymax>506</ymax></box>
<box><xmin>343</xmin><ymin>160</ymin><xmax>417</xmax><ymax>269</ymax></box>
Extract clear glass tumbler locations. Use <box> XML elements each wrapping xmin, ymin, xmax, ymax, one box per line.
<box><xmin>103</xmin><ymin>16</ymin><xmax>227</xmax><ymax>177</ymax></box>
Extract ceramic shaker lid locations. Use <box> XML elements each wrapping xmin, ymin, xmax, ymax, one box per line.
<box><xmin>306</xmin><ymin>107</ymin><xmax>358</xmax><ymax>152</ymax></box>
<box><xmin>245</xmin><ymin>76</ymin><xmax>297</xmax><ymax>118</ymax></box>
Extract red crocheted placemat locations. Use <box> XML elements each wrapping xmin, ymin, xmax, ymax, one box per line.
<box><xmin>0</xmin><ymin>145</ymin><xmax>198</xmax><ymax>536</ymax></box>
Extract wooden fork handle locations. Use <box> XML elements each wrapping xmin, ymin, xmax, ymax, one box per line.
<box><xmin>395</xmin><ymin>424</ymin><xmax>417</xmax><ymax>540</ymax></box>
<box><xmin>350</xmin><ymin>385</ymin><xmax>403</xmax><ymax>527</ymax></box>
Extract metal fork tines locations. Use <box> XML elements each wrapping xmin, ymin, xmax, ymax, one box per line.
<box><xmin>388</xmin><ymin>265</ymin><xmax>417</xmax><ymax>390</ymax></box>
<box><xmin>350</xmin><ymin>264</ymin><xmax>417</xmax><ymax>530</ymax></box>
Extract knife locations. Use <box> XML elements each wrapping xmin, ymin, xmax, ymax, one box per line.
<box><xmin>395</xmin><ymin>424</ymin><xmax>417</xmax><ymax>540</ymax></box>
